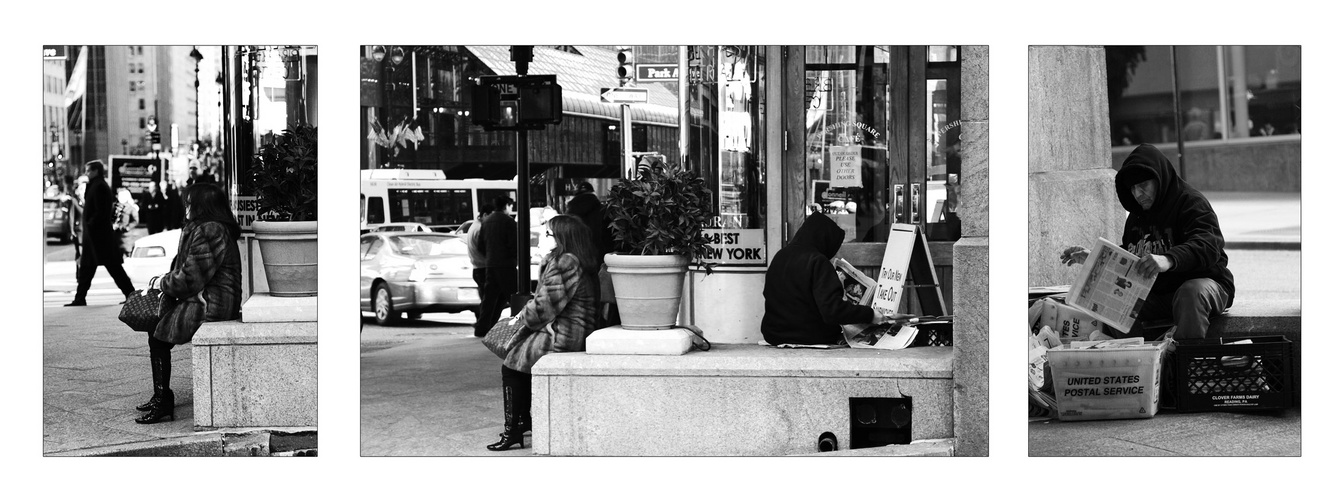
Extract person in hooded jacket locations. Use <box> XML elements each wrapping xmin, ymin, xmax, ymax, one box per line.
<box><xmin>762</xmin><ymin>212</ymin><xmax>893</xmax><ymax>345</ymax></box>
<box><xmin>1061</xmin><ymin>143</ymin><xmax>1234</xmax><ymax>340</ymax></box>
<box><xmin>564</xmin><ymin>181</ymin><xmax>618</xmax><ymax>327</ymax></box>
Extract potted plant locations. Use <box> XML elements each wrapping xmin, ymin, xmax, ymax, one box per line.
<box><xmin>603</xmin><ymin>157</ymin><xmax>714</xmax><ymax>329</ymax></box>
<box><xmin>251</xmin><ymin>124</ymin><xmax>318</xmax><ymax>297</ymax></box>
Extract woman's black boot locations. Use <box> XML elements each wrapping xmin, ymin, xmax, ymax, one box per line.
<box><xmin>486</xmin><ymin>385</ymin><xmax>524</xmax><ymax>451</ymax></box>
<box><xmin>136</xmin><ymin>346</ymin><xmax>175</xmax><ymax>424</ymax></box>
<box><xmin>136</xmin><ymin>345</ymin><xmax>162</xmax><ymax>411</ymax></box>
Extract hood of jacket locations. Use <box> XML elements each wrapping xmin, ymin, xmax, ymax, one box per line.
<box><xmin>789</xmin><ymin>212</ymin><xmax>845</xmax><ymax>259</ymax></box>
<box><xmin>565</xmin><ymin>191</ymin><xmax>601</xmax><ymax>218</ymax></box>
<box><xmin>1115</xmin><ymin>144</ymin><xmax>1184</xmax><ymax>215</ymax></box>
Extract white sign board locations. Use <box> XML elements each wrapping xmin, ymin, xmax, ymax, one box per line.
<box><xmin>871</xmin><ymin>224</ymin><xmax>919</xmax><ymax>316</ymax></box>
<box><xmin>234</xmin><ymin>195</ymin><xmax>259</xmax><ymax>231</ymax></box>
<box><xmin>702</xmin><ymin>228</ymin><xmax>765</xmax><ymax>265</ymax></box>
<box><xmin>829</xmin><ymin>145</ymin><xmax>862</xmax><ymax>188</ymax></box>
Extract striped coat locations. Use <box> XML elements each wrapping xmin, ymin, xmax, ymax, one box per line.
<box><xmin>153</xmin><ymin>220</ymin><xmax>243</xmax><ymax>344</ymax></box>
<box><xmin>503</xmin><ymin>253</ymin><xmax>599</xmax><ymax>373</ymax></box>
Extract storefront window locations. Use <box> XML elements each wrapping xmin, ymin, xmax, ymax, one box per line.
<box><xmin>1107</xmin><ymin>45</ymin><xmax>1301</xmax><ymax>146</ymax></box>
<box><xmin>803</xmin><ymin>46</ymin><xmax>889</xmax><ymax>243</ymax></box>
<box><xmin>683</xmin><ymin>45</ymin><xmax>767</xmax><ymax>265</ymax></box>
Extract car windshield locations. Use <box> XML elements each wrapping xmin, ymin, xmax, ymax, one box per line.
<box><xmin>388</xmin><ymin>234</ymin><xmax>466</xmax><ymax>256</ymax></box>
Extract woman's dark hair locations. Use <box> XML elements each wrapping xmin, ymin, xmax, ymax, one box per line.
<box><xmin>547</xmin><ymin>214</ymin><xmax>600</xmax><ymax>275</ymax></box>
<box><xmin>181</xmin><ymin>182</ymin><xmax>241</xmax><ymax>240</ymax></box>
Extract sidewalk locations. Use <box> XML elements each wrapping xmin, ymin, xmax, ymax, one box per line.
<box><xmin>43</xmin><ymin>291</ymin><xmax>198</xmax><ymax>454</ymax></box>
<box><xmin>360</xmin><ymin>316</ymin><xmax>530</xmax><ymax>456</ymax></box>
<box><xmin>1029</xmin><ymin>408</ymin><xmax>1301</xmax><ymax>456</ymax></box>
<box><xmin>1203</xmin><ymin>191</ymin><xmax>1300</xmax><ymax>248</ymax></box>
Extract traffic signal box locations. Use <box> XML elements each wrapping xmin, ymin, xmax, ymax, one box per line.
<box><xmin>471</xmin><ymin>75</ymin><xmax>563</xmax><ymax>131</ymax></box>
<box><xmin>616</xmin><ymin>47</ymin><xmax>634</xmax><ymax>85</ymax></box>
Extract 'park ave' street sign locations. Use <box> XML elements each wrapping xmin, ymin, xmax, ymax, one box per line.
<box><xmin>600</xmin><ymin>87</ymin><xmax>649</xmax><ymax>104</ymax></box>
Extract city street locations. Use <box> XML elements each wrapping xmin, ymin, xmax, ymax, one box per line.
<box><xmin>360</xmin><ymin>310</ymin><xmax>531</xmax><ymax>456</ymax></box>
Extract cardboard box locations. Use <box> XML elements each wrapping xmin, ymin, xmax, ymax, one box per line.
<box><xmin>1048</xmin><ymin>341</ymin><xmax>1170</xmax><ymax>421</ymax></box>
<box><xmin>1029</xmin><ymin>297</ymin><xmax>1103</xmax><ymax>340</ymax></box>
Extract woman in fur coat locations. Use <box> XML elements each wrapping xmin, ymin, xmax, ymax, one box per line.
<box><xmin>135</xmin><ymin>182</ymin><xmax>242</xmax><ymax>424</ymax></box>
<box><xmin>487</xmin><ymin>215</ymin><xmax>601</xmax><ymax>451</ymax></box>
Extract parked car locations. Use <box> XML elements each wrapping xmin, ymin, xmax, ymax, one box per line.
<box><xmin>43</xmin><ymin>197</ymin><xmax>74</xmax><ymax>243</ymax></box>
<box><xmin>363</xmin><ymin>222</ymin><xmax>432</xmax><ymax>234</ymax></box>
<box><xmin>361</xmin><ymin>231</ymin><xmax>479</xmax><ymax>326</ymax></box>
<box><xmin>124</xmin><ymin>229</ymin><xmax>181</xmax><ymax>286</ymax></box>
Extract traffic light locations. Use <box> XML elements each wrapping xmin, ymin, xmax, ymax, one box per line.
<box><xmin>471</xmin><ymin>75</ymin><xmax>563</xmax><ymax>131</ymax></box>
<box><xmin>616</xmin><ymin>47</ymin><xmax>634</xmax><ymax>85</ymax></box>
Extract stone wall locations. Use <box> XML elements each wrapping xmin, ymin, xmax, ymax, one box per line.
<box><xmin>1028</xmin><ymin>46</ymin><xmax>1126</xmax><ymax>288</ymax></box>
<box><xmin>952</xmin><ymin>45</ymin><xmax>989</xmax><ymax>457</ymax></box>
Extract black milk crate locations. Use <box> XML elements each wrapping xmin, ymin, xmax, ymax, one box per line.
<box><xmin>1173</xmin><ymin>336</ymin><xmax>1294</xmax><ymax>412</ymax></box>
<box><xmin>911</xmin><ymin>319</ymin><xmax>953</xmax><ymax>347</ymax></box>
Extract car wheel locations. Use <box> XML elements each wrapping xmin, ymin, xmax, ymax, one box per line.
<box><xmin>374</xmin><ymin>284</ymin><xmax>399</xmax><ymax>326</ymax></box>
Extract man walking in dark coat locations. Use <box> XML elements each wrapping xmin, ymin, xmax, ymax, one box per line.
<box><xmin>475</xmin><ymin>196</ymin><xmax>519</xmax><ymax>337</ymax></box>
<box><xmin>1062</xmin><ymin>144</ymin><xmax>1234</xmax><ymax>340</ymax></box>
<box><xmin>66</xmin><ymin>160</ymin><xmax>136</xmax><ymax>306</ymax></box>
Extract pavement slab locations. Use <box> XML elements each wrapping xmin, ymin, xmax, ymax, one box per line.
<box><xmin>1030</xmin><ymin>408</ymin><xmax>1300</xmax><ymax>456</ymax></box>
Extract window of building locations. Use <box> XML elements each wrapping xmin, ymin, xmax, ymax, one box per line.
<box><xmin>140</xmin><ymin>117</ymin><xmax>146</xmax><ymax>129</ymax></box>
<box><xmin>1107</xmin><ymin>45</ymin><xmax>1301</xmax><ymax>146</ymax></box>
<box><xmin>139</xmin><ymin>98</ymin><xmax>145</xmax><ymax>110</ymax></box>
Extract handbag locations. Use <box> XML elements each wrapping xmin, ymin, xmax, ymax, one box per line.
<box><xmin>482</xmin><ymin>314</ymin><xmax>532</xmax><ymax>359</ymax></box>
<box><xmin>119</xmin><ymin>276</ymin><xmax>165</xmax><ymax>332</ymax></box>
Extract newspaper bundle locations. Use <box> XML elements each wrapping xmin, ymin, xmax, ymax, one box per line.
<box><xmin>832</xmin><ymin>258</ymin><xmax>924</xmax><ymax>350</ymax></box>
<box><xmin>1067</xmin><ymin>237</ymin><xmax>1155</xmax><ymax>333</ymax></box>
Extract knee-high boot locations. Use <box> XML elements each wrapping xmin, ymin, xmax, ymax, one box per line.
<box><xmin>486</xmin><ymin>378</ymin><xmax>525</xmax><ymax>451</ymax></box>
<box><xmin>136</xmin><ymin>339</ymin><xmax>162</xmax><ymax>411</ymax></box>
<box><xmin>136</xmin><ymin>343</ymin><xmax>175</xmax><ymax>424</ymax></box>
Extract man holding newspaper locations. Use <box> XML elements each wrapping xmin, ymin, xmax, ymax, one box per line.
<box><xmin>1060</xmin><ymin>144</ymin><xmax>1235</xmax><ymax>340</ymax></box>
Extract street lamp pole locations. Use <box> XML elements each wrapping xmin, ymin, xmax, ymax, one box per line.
<box><xmin>190</xmin><ymin>47</ymin><xmax>203</xmax><ymax>147</ymax></box>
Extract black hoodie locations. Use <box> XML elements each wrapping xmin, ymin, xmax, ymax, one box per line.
<box><xmin>1114</xmin><ymin>144</ymin><xmax>1234</xmax><ymax>304</ymax></box>
<box><xmin>761</xmin><ymin>213</ymin><xmax>875</xmax><ymax>345</ymax></box>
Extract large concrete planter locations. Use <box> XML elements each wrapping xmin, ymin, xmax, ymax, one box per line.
<box><xmin>604</xmin><ymin>253</ymin><xmax>689</xmax><ymax>330</ymax></box>
<box><xmin>252</xmin><ymin>220</ymin><xmax>318</xmax><ymax>297</ymax></box>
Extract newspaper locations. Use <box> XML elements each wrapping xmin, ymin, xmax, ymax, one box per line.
<box><xmin>832</xmin><ymin>257</ymin><xmax>877</xmax><ymax>306</ymax></box>
<box><xmin>1066</xmin><ymin>237</ymin><xmax>1154</xmax><ymax>333</ymax></box>
<box><xmin>842</xmin><ymin>322</ymin><xmax>921</xmax><ymax>350</ymax></box>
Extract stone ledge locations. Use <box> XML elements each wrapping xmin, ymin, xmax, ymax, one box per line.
<box><xmin>1209</xmin><ymin>300</ymin><xmax>1301</xmax><ymax>337</ymax></box>
<box><xmin>532</xmin><ymin>344</ymin><xmax>953</xmax><ymax>379</ymax></box>
<box><xmin>242</xmin><ymin>293</ymin><xmax>317</xmax><ymax>323</ymax></box>
<box><xmin>193</xmin><ymin>319</ymin><xmax>317</xmax><ymax>346</ymax></box>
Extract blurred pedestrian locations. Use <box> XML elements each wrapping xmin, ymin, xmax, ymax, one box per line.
<box><xmin>465</xmin><ymin>204</ymin><xmax>492</xmax><ymax>329</ymax></box>
<box><xmin>563</xmin><ymin>181</ymin><xmax>618</xmax><ymax>327</ymax></box>
<box><xmin>487</xmin><ymin>214</ymin><xmax>600</xmax><ymax>451</ymax></box>
<box><xmin>71</xmin><ymin>175</ymin><xmax>87</xmax><ymax>262</ymax></box>
<box><xmin>65</xmin><ymin>161</ymin><xmax>135</xmax><ymax>306</ymax></box>
<box><xmin>135</xmin><ymin>182</ymin><xmax>243</xmax><ymax>424</ymax></box>
<box><xmin>165</xmin><ymin>183</ymin><xmax>184</xmax><ymax>230</ymax></box>
<box><xmin>114</xmin><ymin>188</ymin><xmax>140</xmax><ymax>256</ymax></box>
<box><xmin>475</xmin><ymin>196</ymin><xmax>518</xmax><ymax>338</ymax></box>
<box><xmin>144</xmin><ymin>183</ymin><xmax>166</xmax><ymax>234</ymax></box>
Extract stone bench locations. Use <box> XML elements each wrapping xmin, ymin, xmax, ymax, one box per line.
<box><xmin>192</xmin><ymin>294</ymin><xmax>317</xmax><ymax>429</ymax></box>
<box><xmin>530</xmin><ymin>344</ymin><xmax>954</xmax><ymax>456</ymax></box>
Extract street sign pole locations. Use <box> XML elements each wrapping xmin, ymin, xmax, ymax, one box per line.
<box><xmin>513</xmin><ymin>126</ymin><xmax>531</xmax><ymax>311</ymax></box>
<box><xmin>621</xmin><ymin>104</ymin><xmax>633</xmax><ymax>179</ymax></box>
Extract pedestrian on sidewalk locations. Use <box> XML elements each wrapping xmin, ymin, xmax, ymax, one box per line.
<box><xmin>135</xmin><ymin>182</ymin><xmax>243</xmax><ymax>424</ymax></box>
<box><xmin>66</xmin><ymin>161</ymin><xmax>135</xmax><ymax>306</ymax></box>
<box><xmin>1060</xmin><ymin>144</ymin><xmax>1234</xmax><ymax>340</ymax></box>
<box><xmin>488</xmin><ymin>215</ymin><xmax>600</xmax><ymax>451</ymax></box>
<box><xmin>475</xmin><ymin>196</ymin><xmax>518</xmax><ymax>338</ymax></box>
<box><xmin>144</xmin><ymin>182</ymin><xmax>166</xmax><ymax>234</ymax></box>
<box><xmin>465</xmin><ymin>204</ymin><xmax>492</xmax><ymax>331</ymax></box>
<box><xmin>563</xmin><ymin>181</ymin><xmax>619</xmax><ymax>328</ymax></box>
<box><xmin>114</xmin><ymin>188</ymin><xmax>139</xmax><ymax>256</ymax></box>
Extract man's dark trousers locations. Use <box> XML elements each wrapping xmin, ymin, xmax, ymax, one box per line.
<box><xmin>73</xmin><ymin>261</ymin><xmax>135</xmax><ymax>302</ymax></box>
<box><xmin>476</xmin><ymin>266</ymin><xmax>518</xmax><ymax>337</ymax></box>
